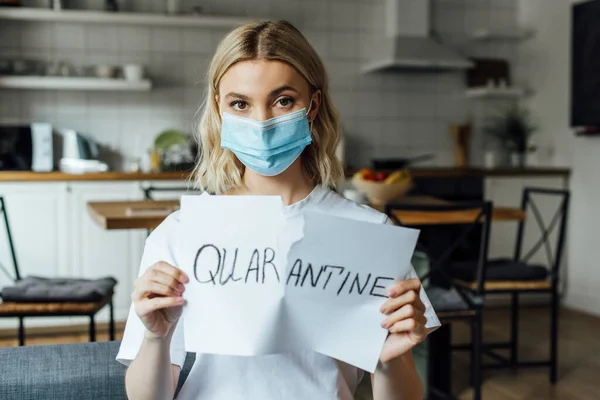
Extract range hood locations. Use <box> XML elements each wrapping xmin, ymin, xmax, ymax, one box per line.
<box><xmin>362</xmin><ymin>0</ymin><xmax>473</xmax><ymax>72</ymax></box>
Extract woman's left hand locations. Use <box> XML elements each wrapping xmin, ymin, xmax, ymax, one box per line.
<box><xmin>379</xmin><ymin>279</ymin><xmax>428</xmax><ymax>363</ymax></box>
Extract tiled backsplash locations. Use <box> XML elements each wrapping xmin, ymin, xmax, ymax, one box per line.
<box><xmin>0</xmin><ymin>0</ymin><xmax>518</xmax><ymax>170</ymax></box>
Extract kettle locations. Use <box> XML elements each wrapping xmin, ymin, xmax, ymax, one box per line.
<box><xmin>59</xmin><ymin>129</ymin><xmax>108</xmax><ymax>174</ymax></box>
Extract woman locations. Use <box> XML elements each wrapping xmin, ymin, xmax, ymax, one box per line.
<box><xmin>117</xmin><ymin>20</ymin><xmax>440</xmax><ymax>400</ymax></box>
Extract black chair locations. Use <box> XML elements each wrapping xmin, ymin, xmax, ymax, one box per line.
<box><xmin>0</xmin><ymin>197</ymin><xmax>116</xmax><ymax>346</ymax></box>
<box><xmin>450</xmin><ymin>188</ymin><xmax>570</xmax><ymax>383</ymax></box>
<box><xmin>386</xmin><ymin>201</ymin><xmax>493</xmax><ymax>400</ymax></box>
<box><xmin>142</xmin><ymin>185</ymin><xmax>198</xmax><ymax>201</ymax></box>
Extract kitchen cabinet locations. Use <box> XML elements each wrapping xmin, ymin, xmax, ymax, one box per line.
<box><xmin>68</xmin><ymin>182</ymin><xmax>146</xmax><ymax>326</ymax></box>
<box><xmin>0</xmin><ymin>180</ymin><xmax>183</xmax><ymax>330</ymax></box>
<box><xmin>0</xmin><ymin>183</ymin><xmax>70</xmax><ymax>278</ymax></box>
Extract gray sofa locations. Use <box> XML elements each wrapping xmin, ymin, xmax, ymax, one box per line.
<box><xmin>0</xmin><ymin>341</ymin><xmax>195</xmax><ymax>400</ymax></box>
<box><xmin>0</xmin><ymin>341</ymin><xmax>424</xmax><ymax>399</ymax></box>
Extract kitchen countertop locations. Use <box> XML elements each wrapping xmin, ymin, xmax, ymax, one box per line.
<box><xmin>0</xmin><ymin>167</ymin><xmax>571</xmax><ymax>182</ymax></box>
<box><xmin>0</xmin><ymin>171</ymin><xmax>191</xmax><ymax>182</ymax></box>
<box><xmin>364</xmin><ymin>167</ymin><xmax>572</xmax><ymax>178</ymax></box>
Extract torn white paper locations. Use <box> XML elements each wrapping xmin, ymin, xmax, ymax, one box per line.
<box><xmin>179</xmin><ymin>194</ymin><xmax>287</xmax><ymax>356</ymax></box>
<box><xmin>284</xmin><ymin>211</ymin><xmax>419</xmax><ymax>372</ymax></box>
<box><xmin>179</xmin><ymin>195</ymin><xmax>419</xmax><ymax>373</ymax></box>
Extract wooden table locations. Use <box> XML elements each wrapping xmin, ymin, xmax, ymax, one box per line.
<box><xmin>87</xmin><ymin>196</ymin><xmax>524</xmax><ymax>230</ymax></box>
<box><xmin>371</xmin><ymin>196</ymin><xmax>525</xmax><ymax>226</ymax></box>
<box><xmin>87</xmin><ymin>200</ymin><xmax>179</xmax><ymax>230</ymax></box>
<box><xmin>389</xmin><ymin>206</ymin><xmax>525</xmax><ymax>226</ymax></box>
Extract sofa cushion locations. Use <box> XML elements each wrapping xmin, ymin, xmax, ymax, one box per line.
<box><xmin>0</xmin><ymin>276</ymin><xmax>117</xmax><ymax>302</ymax></box>
<box><xmin>0</xmin><ymin>341</ymin><xmax>195</xmax><ymax>400</ymax></box>
<box><xmin>451</xmin><ymin>259</ymin><xmax>549</xmax><ymax>282</ymax></box>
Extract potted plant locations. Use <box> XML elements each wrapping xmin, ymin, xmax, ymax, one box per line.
<box><xmin>483</xmin><ymin>105</ymin><xmax>537</xmax><ymax>167</ymax></box>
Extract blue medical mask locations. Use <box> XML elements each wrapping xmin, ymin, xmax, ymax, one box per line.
<box><xmin>221</xmin><ymin>106</ymin><xmax>313</xmax><ymax>176</ymax></box>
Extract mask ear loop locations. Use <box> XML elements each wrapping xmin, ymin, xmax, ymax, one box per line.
<box><xmin>306</xmin><ymin>98</ymin><xmax>314</xmax><ymax>134</ymax></box>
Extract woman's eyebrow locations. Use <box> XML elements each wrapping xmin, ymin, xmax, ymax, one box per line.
<box><xmin>269</xmin><ymin>85</ymin><xmax>299</xmax><ymax>97</ymax></box>
<box><xmin>225</xmin><ymin>92</ymin><xmax>250</xmax><ymax>100</ymax></box>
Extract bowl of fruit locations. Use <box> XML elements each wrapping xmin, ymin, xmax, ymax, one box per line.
<box><xmin>352</xmin><ymin>168</ymin><xmax>412</xmax><ymax>205</ymax></box>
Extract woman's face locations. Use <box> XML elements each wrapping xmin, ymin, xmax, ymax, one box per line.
<box><xmin>217</xmin><ymin>60</ymin><xmax>320</xmax><ymax>123</ymax></box>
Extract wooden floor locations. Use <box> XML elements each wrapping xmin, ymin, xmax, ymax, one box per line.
<box><xmin>452</xmin><ymin>307</ymin><xmax>600</xmax><ymax>400</ymax></box>
<box><xmin>1</xmin><ymin>307</ymin><xmax>599</xmax><ymax>399</ymax></box>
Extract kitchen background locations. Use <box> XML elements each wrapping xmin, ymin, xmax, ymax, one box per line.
<box><xmin>2</xmin><ymin>3</ymin><xmax>600</xmax><ymax>397</ymax></box>
<box><xmin>1</xmin><ymin>0</ymin><xmax>598</xmax><ymax>325</ymax></box>
<box><xmin>0</xmin><ymin>0</ymin><xmax>540</xmax><ymax>170</ymax></box>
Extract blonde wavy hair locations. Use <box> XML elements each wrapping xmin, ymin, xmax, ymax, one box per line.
<box><xmin>193</xmin><ymin>20</ymin><xmax>344</xmax><ymax>194</ymax></box>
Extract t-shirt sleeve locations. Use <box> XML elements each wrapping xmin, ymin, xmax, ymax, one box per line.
<box><xmin>115</xmin><ymin>236</ymin><xmax>186</xmax><ymax>368</ymax></box>
<box><xmin>382</xmin><ymin>215</ymin><xmax>441</xmax><ymax>331</ymax></box>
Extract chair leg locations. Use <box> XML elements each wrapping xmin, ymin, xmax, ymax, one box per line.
<box><xmin>18</xmin><ymin>317</ymin><xmax>25</xmax><ymax>346</ymax></box>
<box><xmin>109</xmin><ymin>298</ymin><xmax>115</xmax><ymax>341</ymax></box>
<box><xmin>473</xmin><ymin>311</ymin><xmax>483</xmax><ymax>400</ymax></box>
<box><xmin>89</xmin><ymin>315</ymin><xmax>96</xmax><ymax>342</ymax></box>
<box><xmin>510</xmin><ymin>292</ymin><xmax>519</xmax><ymax>366</ymax></box>
<box><xmin>470</xmin><ymin>319</ymin><xmax>476</xmax><ymax>386</ymax></box>
<box><xmin>550</xmin><ymin>284</ymin><xmax>559</xmax><ymax>383</ymax></box>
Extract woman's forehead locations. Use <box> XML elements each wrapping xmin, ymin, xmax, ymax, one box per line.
<box><xmin>219</xmin><ymin>60</ymin><xmax>309</xmax><ymax>97</ymax></box>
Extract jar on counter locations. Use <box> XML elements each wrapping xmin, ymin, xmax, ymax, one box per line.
<box><xmin>49</xmin><ymin>0</ymin><xmax>67</xmax><ymax>10</ymax></box>
<box><xmin>148</xmin><ymin>148</ymin><xmax>162</xmax><ymax>173</ymax></box>
<box><xmin>165</xmin><ymin>0</ymin><xmax>181</xmax><ymax>14</ymax></box>
<box><xmin>127</xmin><ymin>157</ymin><xmax>141</xmax><ymax>173</ymax></box>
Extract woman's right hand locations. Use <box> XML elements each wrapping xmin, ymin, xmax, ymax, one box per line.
<box><xmin>132</xmin><ymin>261</ymin><xmax>189</xmax><ymax>340</ymax></box>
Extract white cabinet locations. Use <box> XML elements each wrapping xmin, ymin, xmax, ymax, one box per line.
<box><xmin>68</xmin><ymin>182</ymin><xmax>146</xmax><ymax>324</ymax></box>
<box><xmin>0</xmin><ymin>183</ymin><xmax>70</xmax><ymax>279</ymax></box>
<box><xmin>0</xmin><ymin>180</ymin><xmax>184</xmax><ymax>329</ymax></box>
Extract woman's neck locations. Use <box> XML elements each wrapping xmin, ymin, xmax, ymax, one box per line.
<box><xmin>237</xmin><ymin>158</ymin><xmax>315</xmax><ymax>206</ymax></box>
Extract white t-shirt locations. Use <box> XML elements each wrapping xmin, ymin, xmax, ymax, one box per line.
<box><xmin>117</xmin><ymin>185</ymin><xmax>440</xmax><ymax>400</ymax></box>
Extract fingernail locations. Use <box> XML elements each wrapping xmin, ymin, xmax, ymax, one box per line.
<box><xmin>178</xmin><ymin>283</ymin><xmax>185</xmax><ymax>291</ymax></box>
<box><xmin>381</xmin><ymin>320</ymin><xmax>389</xmax><ymax>329</ymax></box>
<box><xmin>388</xmin><ymin>289</ymin><xmax>397</xmax><ymax>297</ymax></box>
<box><xmin>380</xmin><ymin>304</ymin><xmax>387</xmax><ymax>313</ymax></box>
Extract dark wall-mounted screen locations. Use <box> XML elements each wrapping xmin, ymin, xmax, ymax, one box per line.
<box><xmin>571</xmin><ymin>0</ymin><xmax>600</xmax><ymax>133</ymax></box>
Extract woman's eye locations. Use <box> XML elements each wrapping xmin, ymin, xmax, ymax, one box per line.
<box><xmin>231</xmin><ymin>101</ymin><xmax>248</xmax><ymax>111</ymax></box>
<box><xmin>275</xmin><ymin>97</ymin><xmax>294</xmax><ymax>108</ymax></box>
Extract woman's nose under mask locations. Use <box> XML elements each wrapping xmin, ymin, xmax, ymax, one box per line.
<box><xmin>220</xmin><ymin>107</ymin><xmax>313</xmax><ymax>176</ymax></box>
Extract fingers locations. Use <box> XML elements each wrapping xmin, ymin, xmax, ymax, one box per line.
<box><xmin>135</xmin><ymin>296</ymin><xmax>184</xmax><ymax>318</ymax></box>
<box><xmin>388</xmin><ymin>279</ymin><xmax>420</xmax><ymax>298</ymax></box>
<box><xmin>386</xmin><ymin>318</ymin><xmax>425</xmax><ymax>334</ymax></box>
<box><xmin>381</xmin><ymin>304</ymin><xmax>427</xmax><ymax>330</ymax></box>
<box><xmin>143</xmin><ymin>281</ymin><xmax>181</xmax><ymax>298</ymax></box>
<box><xmin>153</xmin><ymin>262</ymin><xmax>189</xmax><ymax>284</ymax></box>
<box><xmin>132</xmin><ymin>262</ymin><xmax>188</xmax><ymax>301</ymax></box>
<box><xmin>380</xmin><ymin>289</ymin><xmax>425</xmax><ymax>314</ymax></box>
<box><xmin>148</xmin><ymin>269</ymin><xmax>184</xmax><ymax>293</ymax></box>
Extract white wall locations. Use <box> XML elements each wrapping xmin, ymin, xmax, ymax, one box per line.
<box><xmin>517</xmin><ymin>0</ymin><xmax>600</xmax><ymax>316</ymax></box>
<box><xmin>0</xmin><ymin>0</ymin><xmax>520</xmax><ymax>170</ymax></box>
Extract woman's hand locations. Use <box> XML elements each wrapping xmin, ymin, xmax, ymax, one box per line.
<box><xmin>132</xmin><ymin>261</ymin><xmax>189</xmax><ymax>340</ymax></box>
<box><xmin>378</xmin><ymin>279</ymin><xmax>428</xmax><ymax>363</ymax></box>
